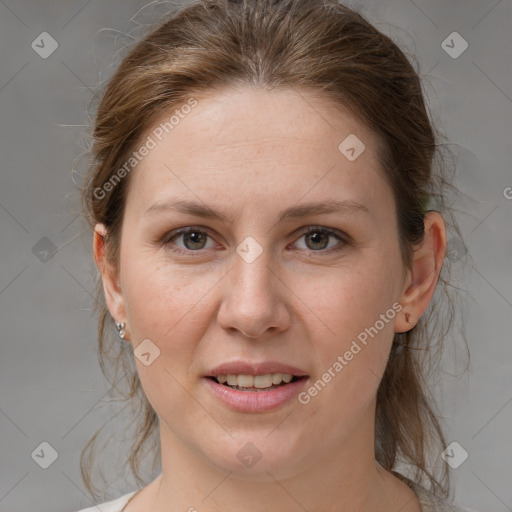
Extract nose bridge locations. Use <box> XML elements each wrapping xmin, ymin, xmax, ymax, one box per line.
<box><xmin>217</xmin><ymin>236</ymin><xmax>289</xmax><ymax>337</ymax></box>
<box><xmin>231</xmin><ymin>239</ymin><xmax>276</xmax><ymax>309</ymax></box>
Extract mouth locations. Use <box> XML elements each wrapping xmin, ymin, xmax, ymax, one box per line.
<box><xmin>203</xmin><ymin>362</ymin><xmax>309</xmax><ymax>412</ymax></box>
<box><xmin>207</xmin><ymin>373</ymin><xmax>306</xmax><ymax>392</ymax></box>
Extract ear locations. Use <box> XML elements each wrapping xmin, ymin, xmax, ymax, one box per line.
<box><xmin>395</xmin><ymin>211</ymin><xmax>447</xmax><ymax>333</ymax></box>
<box><xmin>93</xmin><ymin>223</ymin><xmax>129</xmax><ymax>340</ymax></box>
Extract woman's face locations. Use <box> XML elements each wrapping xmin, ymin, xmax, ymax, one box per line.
<box><xmin>101</xmin><ymin>86</ymin><xmax>410</xmax><ymax>478</ymax></box>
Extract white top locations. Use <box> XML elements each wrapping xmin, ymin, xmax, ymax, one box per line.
<box><xmin>75</xmin><ymin>491</ymin><xmax>137</xmax><ymax>512</ymax></box>
<box><xmin>74</xmin><ymin>478</ymin><xmax>474</xmax><ymax>512</ymax></box>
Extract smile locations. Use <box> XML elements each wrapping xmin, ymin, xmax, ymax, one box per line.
<box><xmin>204</xmin><ymin>374</ymin><xmax>309</xmax><ymax>412</ymax></box>
<box><xmin>213</xmin><ymin>372</ymin><xmax>298</xmax><ymax>391</ymax></box>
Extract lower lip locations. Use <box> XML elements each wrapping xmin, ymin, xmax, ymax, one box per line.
<box><xmin>203</xmin><ymin>377</ymin><xmax>309</xmax><ymax>412</ymax></box>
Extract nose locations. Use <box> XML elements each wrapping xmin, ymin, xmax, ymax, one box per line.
<box><xmin>217</xmin><ymin>244</ymin><xmax>291</xmax><ymax>339</ymax></box>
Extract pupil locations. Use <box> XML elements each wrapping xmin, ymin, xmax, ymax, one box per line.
<box><xmin>185</xmin><ymin>231</ymin><xmax>205</xmax><ymax>249</ymax></box>
<box><xmin>307</xmin><ymin>231</ymin><xmax>327</xmax><ymax>250</ymax></box>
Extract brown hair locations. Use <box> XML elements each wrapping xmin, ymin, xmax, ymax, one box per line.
<box><xmin>79</xmin><ymin>0</ymin><xmax>465</xmax><ymax>501</ymax></box>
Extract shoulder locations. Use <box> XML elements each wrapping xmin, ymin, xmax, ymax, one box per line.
<box><xmin>405</xmin><ymin>479</ymin><xmax>478</xmax><ymax>512</ymax></box>
<box><xmin>73</xmin><ymin>491</ymin><xmax>137</xmax><ymax>512</ymax></box>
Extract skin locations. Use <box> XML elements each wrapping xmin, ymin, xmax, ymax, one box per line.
<box><xmin>93</xmin><ymin>86</ymin><xmax>446</xmax><ymax>512</ymax></box>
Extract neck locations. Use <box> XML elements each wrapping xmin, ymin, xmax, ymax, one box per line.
<box><xmin>143</xmin><ymin>403</ymin><xmax>417</xmax><ymax>512</ymax></box>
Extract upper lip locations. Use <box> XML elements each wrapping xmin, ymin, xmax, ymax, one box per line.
<box><xmin>206</xmin><ymin>361</ymin><xmax>309</xmax><ymax>377</ymax></box>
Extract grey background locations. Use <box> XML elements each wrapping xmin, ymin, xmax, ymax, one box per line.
<box><xmin>1</xmin><ymin>1</ymin><xmax>511</xmax><ymax>511</ymax></box>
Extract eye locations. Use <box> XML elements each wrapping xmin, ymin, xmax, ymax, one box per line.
<box><xmin>162</xmin><ymin>226</ymin><xmax>349</xmax><ymax>256</ymax></box>
<box><xmin>292</xmin><ymin>226</ymin><xmax>348</xmax><ymax>252</ymax></box>
<box><xmin>164</xmin><ymin>228</ymin><xmax>216</xmax><ymax>254</ymax></box>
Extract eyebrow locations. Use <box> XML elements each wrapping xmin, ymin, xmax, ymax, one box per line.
<box><xmin>144</xmin><ymin>198</ymin><xmax>369</xmax><ymax>224</ymax></box>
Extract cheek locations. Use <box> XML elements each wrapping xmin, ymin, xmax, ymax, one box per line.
<box><xmin>312</xmin><ymin>260</ymin><xmax>399</xmax><ymax>349</ymax></box>
<box><xmin>120</xmin><ymin>258</ymin><xmax>220</xmax><ymax>423</ymax></box>
<box><xmin>122</xmin><ymin>255</ymin><xmax>215</xmax><ymax>344</ymax></box>
<box><xmin>303</xmin><ymin>256</ymin><xmax>401</xmax><ymax>414</ymax></box>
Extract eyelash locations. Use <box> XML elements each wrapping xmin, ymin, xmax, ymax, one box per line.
<box><xmin>161</xmin><ymin>226</ymin><xmax>350</xmax><ymax>257</ymax></box>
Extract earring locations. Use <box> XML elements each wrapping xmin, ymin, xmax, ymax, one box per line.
<box><xmin>405</xmin><ymin>312</ymin><xmax>413</xmax><ymax>324</ymax></box>
<box><xmin>115</xmin><ymin>321</ymin><xmax>126</xmax><ymax>340</ymax></box>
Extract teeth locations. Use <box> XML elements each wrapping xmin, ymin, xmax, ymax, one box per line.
<box><xmin>254</xmin><ymin>374</ymin><xmax>273</xmax><ymax>388</ymax></box>
<box><xmin>215</xmin><ymin>373</ymin><xmax>296</xmax><ymax>389</ymax></box>
<box><xmin>272</xmin><ymin>373</ymin><xmax>283</xmax><ymax>385</ymax></box>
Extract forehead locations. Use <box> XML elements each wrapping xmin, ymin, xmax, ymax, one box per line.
<box><xmin>150</xmin><ymin>86</ymin><xmax>378</xmax><ymax>155</ymax></box>
<box><xmin>126</xmin><ymin>86</ymin><xmax>390</xmax><ymax>218</ymax></box>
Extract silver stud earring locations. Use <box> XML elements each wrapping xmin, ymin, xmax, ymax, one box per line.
<box><xmin>115</xmin><ymin>321</ymin><xmax>126</xmax><ymax>340</ymax></box>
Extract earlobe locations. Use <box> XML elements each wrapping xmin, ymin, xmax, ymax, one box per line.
<box><xmin>395</xmin><ymin>212</ymin><xmax>447</xmax><ymax>333</ymax></box>
<box><xmin>93</xmin><ymin>223</ymin><xmax>127</xmax><ymax>336</ymax></box>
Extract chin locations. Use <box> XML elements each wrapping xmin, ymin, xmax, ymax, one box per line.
<box><xmin>200</xmin><ymin>433</ymin><xmax>307</xmax><ymax>481</ymax></box>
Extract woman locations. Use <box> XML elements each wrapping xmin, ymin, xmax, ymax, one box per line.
<box><xmin>77</xmin><ymin>0</ymin><xmax>472</xmax><ymax>510</ymax></box>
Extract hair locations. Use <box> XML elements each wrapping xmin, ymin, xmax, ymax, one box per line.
<box><xmin>79</xmin><ymin>0</ymin><xmax>467</xmax><ymax>501</ymax></box>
